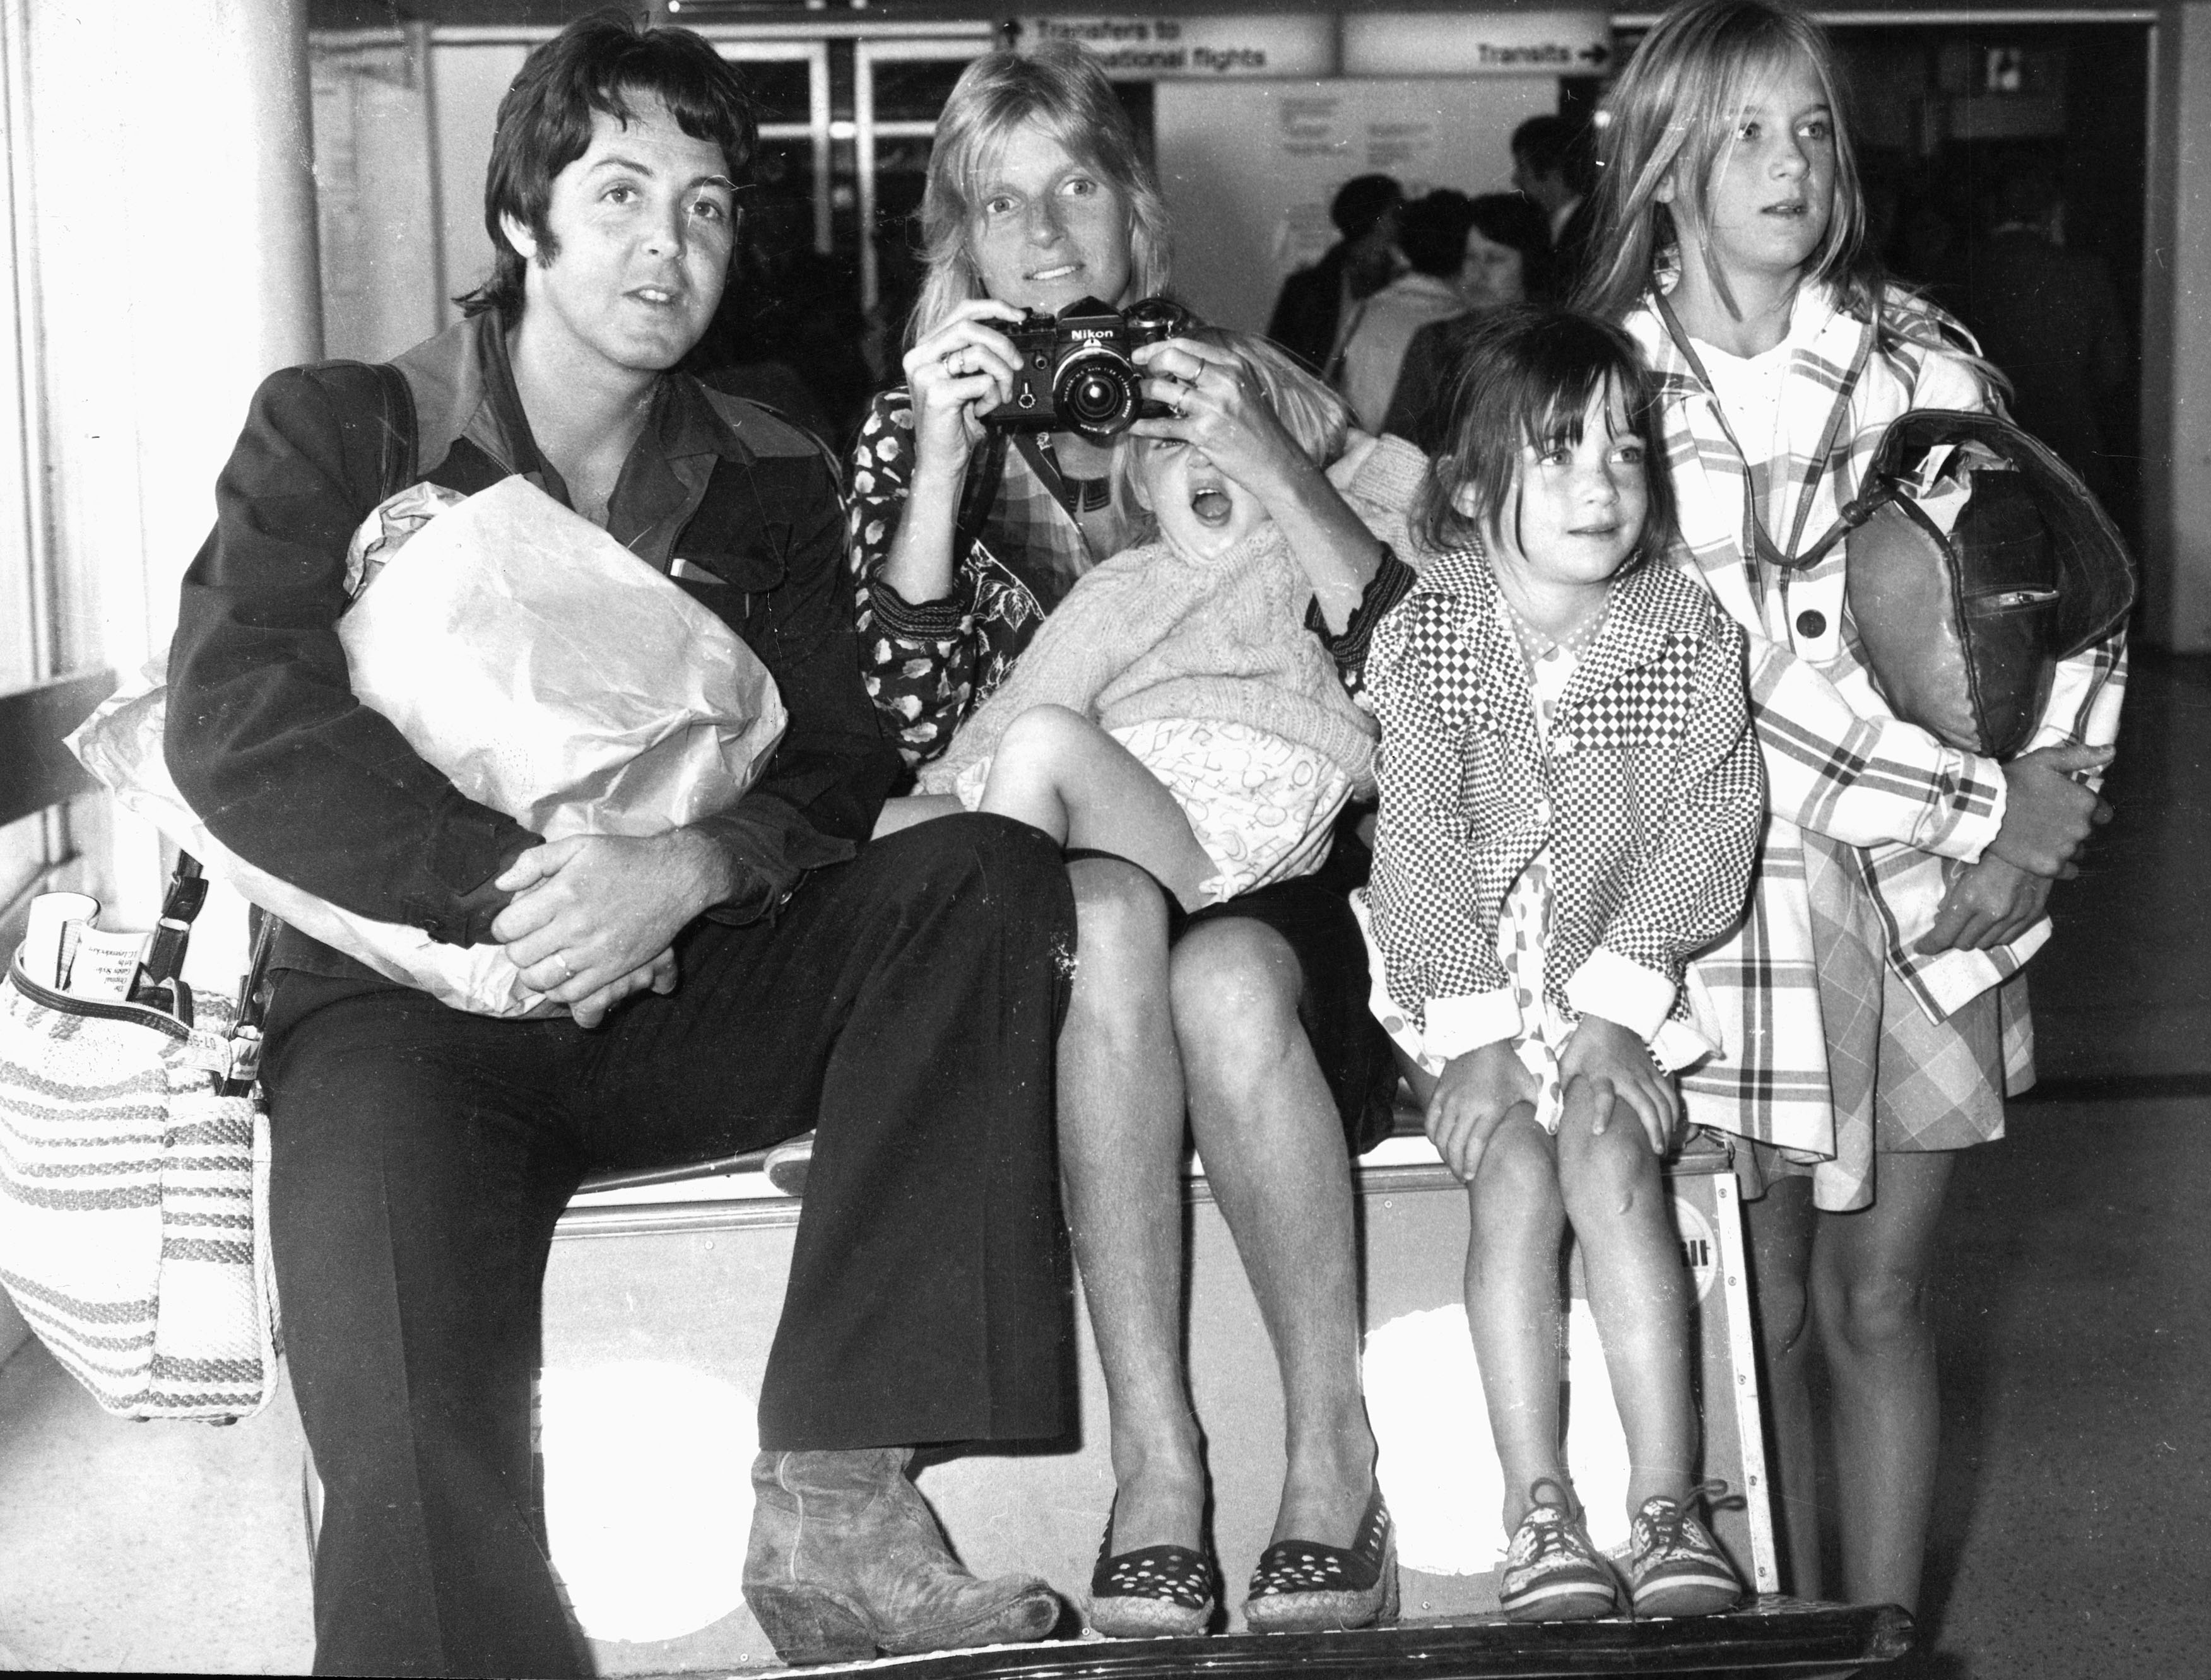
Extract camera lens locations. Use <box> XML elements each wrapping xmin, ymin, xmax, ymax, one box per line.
<box><xmin>1054</xmin><ymin>347</ymin><xmax>1138</xmax><ymax>440</ymax></box>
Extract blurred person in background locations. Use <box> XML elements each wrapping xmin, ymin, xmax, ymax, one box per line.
<box><xmin>1957</xmin><ymin>157</ymin><xmax>2130</xmax><ymax>509</ymax></box>
<box><xmin>685</xmin><ymin>172</ymin><xmax>873</xmax><ymax>448</ymax></box>
<box><xmin>1333</xmin><ymin>188</ymin><xmax>1475</xmax><ymax>433</ymax></box>
<box><xmin>1512</xmin><ymin>114</ymin><xmax>1598</xmax><ymax>300</ymax></box>
<box><xmin>1267</xmin><ymin>172</ymin><xmax>1405</xmax><ymax>376</ymax></box>
<box><xmin>1383</xmin><ymin>193</ymin><xmax>1554</xmax><ymax>447</ymax></box>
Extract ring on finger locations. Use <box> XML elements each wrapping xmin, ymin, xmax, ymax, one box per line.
<box><xmin>554</xmin><ymin>953</ymin><xmax>574</xmax><ymax>982</ymax></box>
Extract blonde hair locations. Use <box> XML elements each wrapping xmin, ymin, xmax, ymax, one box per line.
<box><xmin>1114</xmin><ymin>328</ymin><xmax>1348</xmax><ymax>542</ymax></box>
<box><xmin>909</xmin><ymin>44</ymin><xmax>1172</xmax><ymax>346</ymax></box>
<box><xmin>1576</xmin><ymin>0</ymin><xmax>1873</xmax><ymax>326</ymax></box>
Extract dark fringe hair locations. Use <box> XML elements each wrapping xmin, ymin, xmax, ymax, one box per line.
<box><xmin>457</xmin><ymin>10</ymin><xmax>756</xmax><ymax>322</ymax></box>
<box><xmin>1415</xmin><ymin>305</ymin><xmax>1678</xmax><ymax>575</ymax></box>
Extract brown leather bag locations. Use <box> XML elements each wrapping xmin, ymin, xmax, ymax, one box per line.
<box><xmin>1797</xmin><ymin>410</ymin><xmax>2134</xmax><ymax>759</ymax></box>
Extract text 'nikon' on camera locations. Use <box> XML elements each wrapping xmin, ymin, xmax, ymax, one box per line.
<box><xmin>990</xmin><ymin>296</ymin><xmax>1191</xmax><ymax>444</ymax></box>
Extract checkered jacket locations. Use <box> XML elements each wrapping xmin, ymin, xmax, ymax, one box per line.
<box><xmin>1365</xmin><ymin>546</ymin><xmax>1762</xmax><ymax>1057</ymax></box>
<box><xmin>1627</xmin><ymin>281</ymin><xmax>2128</xmax><ymax>1200</ymax></box>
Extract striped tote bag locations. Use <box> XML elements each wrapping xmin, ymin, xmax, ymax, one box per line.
<box><xmin>0</xmin><ymin>949</ymin><xmax>278</xmax><ymax>1422</ymax></box>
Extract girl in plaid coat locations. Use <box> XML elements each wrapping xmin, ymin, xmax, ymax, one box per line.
<box><xmin>1362</xmin><ymin>308</ymin><xmax>1763</xmax><ymax>1621</ymax></box>
<box><xmin>1577</xmin><ymin>0</ymin><xmax>2125</xmax><ymax>1614</ymax></box>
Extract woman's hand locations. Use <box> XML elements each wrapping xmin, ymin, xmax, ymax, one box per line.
<box><xmin>1129</xmin><ymin>336</ymin><xmax>1384</xmax><ymax>631</ymax></box>
<box><xmin>1426</xmin><ymin>1041</ymin><xmax>1539</xmax><ymax>1184</ymax></box>
<box><xmin>900</xmin><ymin>299</ymin><xmax>1025</xmax><ymax>479</ymax></box>
<box><xmin>882</xmin><ymin>300</ymin><xmax>1027</xmax><ymax>608</ymax></box>
<box><xmin>1129</xmin><ymin>336</ymin><xmax>1311</xmax><ymax>505</ymax></box>
<box><xmin>1559</xmin><ymin>1015</ymin><xmax>1676</xmax><ymax>1156</ymax></box>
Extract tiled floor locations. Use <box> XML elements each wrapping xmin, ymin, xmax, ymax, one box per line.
<box><xmin>0</xmin><ymin>657</ymin><xmax>2204</xmax><ymax>1677</ymax></box>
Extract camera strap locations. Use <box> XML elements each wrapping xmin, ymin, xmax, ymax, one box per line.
<box><xmin>954</xmin><ymin>426</ymin><xmax>1010</xmax><ymax>561</ymax></box>
<box><xmin>1017</xmin><ymin>431</ymin><xmax>1114</xmax><ymax>517</ymax></box>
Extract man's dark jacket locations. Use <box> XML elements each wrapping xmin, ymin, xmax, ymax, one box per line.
<box><xmin>167</xmin><ymin>311</ymin><xmax>898</xmax><ymax>980</ymax></box>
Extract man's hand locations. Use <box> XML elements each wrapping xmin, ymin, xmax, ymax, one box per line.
<box><xmin>1987</xmin><ymin>741</ymin><xmax>2114</xmax><ymax>878</ymax></box>
<box><xmin>491</xmin><ymin>830</ymin><xmax>734</xmax><ymax>1018</ymax></box>
<box><xmin>1427</xmin><ymin>1041</ymin><xmax>1539</xmax><ymax>1184</ymax></box>
<box><xmin>1559</xmin><ymin>1014</ymin><xmax>1676</xmax><ymax>1156</ymax></box>
<box><xmin>1916</xmin><ymin>854</ymin><xmax>2055</xmax><ymax>954</ymax></box>
<box><xmin>563</xmin><ymin>949</ymin><xmax>680</xmax><ymax>1030</ymax></box>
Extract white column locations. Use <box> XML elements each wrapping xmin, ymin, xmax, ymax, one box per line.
<box><xmin>21</xmin><ymin>0</ymin><xmax>321</xmax><ymax>929</ymax></box>
<box><xmin>2143</xmin><ymin>4</ymin><xmax>2211</xmax><ymax>650</ymax></box>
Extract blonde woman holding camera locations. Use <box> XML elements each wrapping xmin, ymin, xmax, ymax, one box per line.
<box><xmin>850</xmin><ymin>43</ymin><xmax>1416</xmax><ymax>1638</ymax></box>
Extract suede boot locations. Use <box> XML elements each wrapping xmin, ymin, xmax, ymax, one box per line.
<box><xmin>743</xmin><ymin>1448</ymin><xmax>1062</xmax><ymax>1664</ymax></box>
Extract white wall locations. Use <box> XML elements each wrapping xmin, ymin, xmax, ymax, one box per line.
<box><xmin>22</xmin><ymin>0</ymin><xmax>322</xmax><ymax>930</ymax></box>
<box><xmin>313</xmin><ymin>28</ymin><xmax>444</xmax><ymax>364</ymax></box>
<box><xmin>1155</xmin><ymin>75</ymin><xmax>1559</xmax><ymax>336</ymax></box>
<box><xmin>2142</xmin><ymin>4</ymin><xmax>2211</xmax><ymax>650</ymax></box>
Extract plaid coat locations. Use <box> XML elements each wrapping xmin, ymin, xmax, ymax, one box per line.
<box><xmin>1365</xmin><ymin>546</ymin><xmax>1762</xmax><ymax>1064</ymax></box>
<box><xmin>1627</xmin><ymin>280</ymin><xmax>2128</xmax><ymax>1208</ymax></box>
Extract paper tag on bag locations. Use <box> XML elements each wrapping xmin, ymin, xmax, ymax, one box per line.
<box><xmin>62</xmin><ymin>925</ymin><xmax>150</xmax><ymax>1000</ymax></box>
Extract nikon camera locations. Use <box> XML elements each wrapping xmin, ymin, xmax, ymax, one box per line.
<box><xmin>991</xmin><ymin>295</ymin><xmax>1191</xmax><ymax>443</ymax></box>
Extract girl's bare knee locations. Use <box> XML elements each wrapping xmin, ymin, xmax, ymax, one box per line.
<box><xmin>1822</xmin><ymin>1267</ymin><xmax>1933</xmax><ymax>1358</ymax></box>
<box><xmin>1472</xmin><ymin>1111</ymin><xmax>1557</xmax><ymax>1202</ymax></box>
<box><xmin>1557</xmin><ymin>1109</ymin><xmax>1660</xmax><ymax>1224</ymax></box>
<box><xmin>999</xmin><ymin>701</ymin><xmax>1087</xmax><ymax>756</ymax></box>
<box><xmin>1068</xmin><ymin>854</ymin><xmax>1170</xmax><ymax>935</ymax></box>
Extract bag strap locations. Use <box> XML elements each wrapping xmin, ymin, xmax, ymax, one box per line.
<box><xmin>218</xmin><ymin>910</ymin><xmax>280</xmax><ymax>1096</ymax></box>
<box><xmin>1653</xmin><ymin>287</ymin><xmax>1875</xmax><ymax>576</ymax></box>
<box><xmin>370</xmin><ymin>359</ymin><xmax>418</xmax><ymax>500</ymax></box>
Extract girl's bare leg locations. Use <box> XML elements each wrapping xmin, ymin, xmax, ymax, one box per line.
<box><xmin>1810</xmin><ymin>1148</ymin><xmax>1955</xmax><ymax>1612</ymax></box>
<box><xmin>1175</xmin><ymin>919</ymin><xmax>1377</xmax><ymax>1547</ymax></box>
<box><xmin>870</xmin><ymin>792</ymin><xmax>962</xmax><ymax>837</ymax></box>
<box><xmin>1465</xmin><ymin>1111</ymin><xmax>1572</xmax><ymax>1531</ymax></box>
<box><xmin>1745</xmin><ymin>1177</ymin><xmax>1824</xmax><ymax>1597</ymax></box>
<box><xmin>978</xmin><ymin>706</ymin><xmax>1215</xmax><ymax>908</ymax></box>
<box><xmin>1057</xmin><ymin>857</ymin><xmax>1206</xmax><ymax>1554</ymax></box>
<box><xmin>1555</xmin><ymin>1081</ymin><xmax>1696</xmax><ymax>1519</ymax></box>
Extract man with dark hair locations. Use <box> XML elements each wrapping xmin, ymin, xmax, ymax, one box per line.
<box><xmin>167</xmin><ymin>15</ymin><xmax>1073</xmax><ymax>1676</ymax></box>
<box><xmin>1266</xmin><ymin>171</ymin><xmax>1404</xmax><ymax>375</ymax></box>
<box><xmin>1333</xmin><ymin>189</ymin><xmax>1474</xmax><ymax>433</ymax></box>
<box><xmin>1511</xmin><ymin>113</ymin><xmax>1597</xmax><ymax>302</ymax></box>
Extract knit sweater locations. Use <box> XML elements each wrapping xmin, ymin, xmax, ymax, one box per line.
<box><xmin>916</xmin><ymin>522</ymin><xmax>1379</xmax><ymax>799</ymax></box>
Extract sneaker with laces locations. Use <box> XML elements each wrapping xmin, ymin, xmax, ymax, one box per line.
<box><xmin>1497</xmin><ymin>1482</ymin><xmax>1620</xmax><ymax>1621</ymax></box>
<box><xmin>1627</xmin><ymin>1485</ymin><xmax>1746</xmax><ymax>1618</ymax></box>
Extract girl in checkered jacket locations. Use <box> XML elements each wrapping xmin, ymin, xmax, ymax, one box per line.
<box><xmin>1576</xmin><ymin>0</ymin><xmax>2123</xmax><ymax>1618</ymax></box>
<box><xmin>1360</xmin><ymin>306</ymin><xmax>1764</xmax><ymax>1621</ymax></box>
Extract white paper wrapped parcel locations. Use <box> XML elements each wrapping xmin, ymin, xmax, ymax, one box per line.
<box><xmin>69</xmin><ymin>475</ymin><xmax>787</xmax><ymax>1016</ymax></box>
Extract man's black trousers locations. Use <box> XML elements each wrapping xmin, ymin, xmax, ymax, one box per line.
<box><xmin>259</xmin><ymin>816</ymin><xmax>1077</xmax><ymax>1677</ymax></box>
